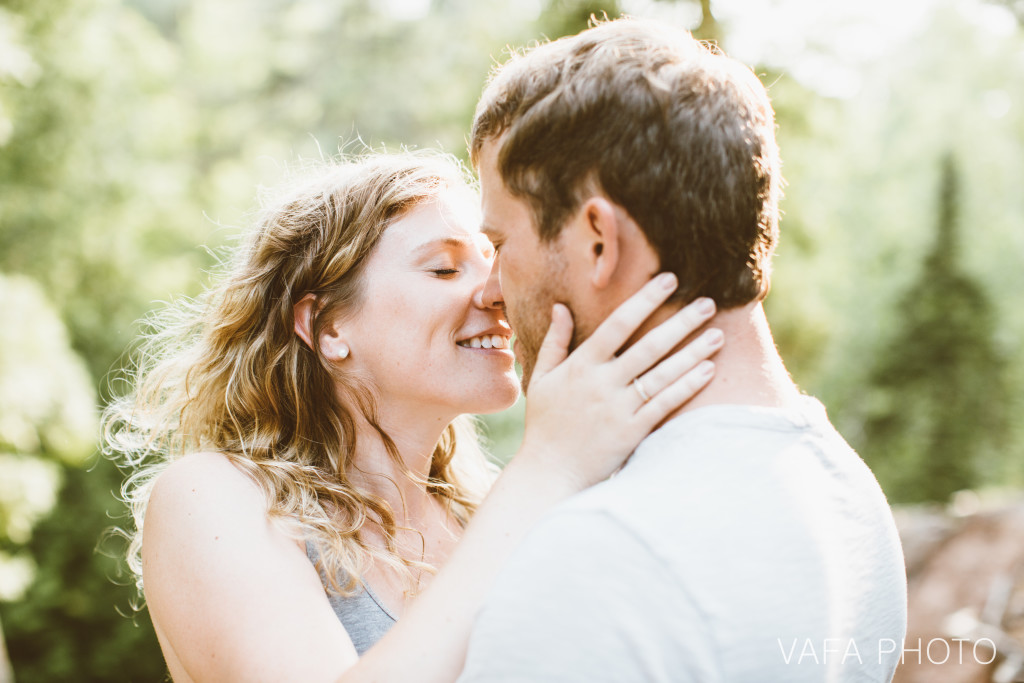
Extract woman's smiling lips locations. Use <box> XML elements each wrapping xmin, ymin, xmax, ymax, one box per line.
<box><xmin>457</xmin><ymin>334</ymin><xmax>510</xmax><ymax>350</ymax></box>
<box><xmin>456</xmin><ymin>325</ymin><xmax>513</xmax><ymax>352</ymax></box>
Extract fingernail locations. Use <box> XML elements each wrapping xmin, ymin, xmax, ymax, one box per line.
<box><xmin>695</xmin><ymin>297</ymin><xmax>715</xmax><ymax>315</ymax></box>
<box><xmin>705</xmin><ymin>328</ymin><xmax>724</xmax><ymax>345</ymax></box>
<box><xmin>658</xmin><ymin>272</ymin><xmax>677</xmax><ymax>290</ymax></box>
<box><xmin>698</xmin><ymin>360</ymin><xmax>715</xmax><ymax>377</ymax></box>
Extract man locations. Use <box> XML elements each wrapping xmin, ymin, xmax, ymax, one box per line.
<box><xmin>459</xmin><ymin>18</ymin><xmax>907</xmax><ymax>682</ymax></box>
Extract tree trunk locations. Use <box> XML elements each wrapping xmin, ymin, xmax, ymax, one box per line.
<box><xmin>0</xmin><ymin>612</ymin><xmax>13</xmax><ymax>683</ymax></box>
<box><xmin>693</xmin><ymin>0</ymin><xmax>723</xmax><ymax>45</ymax></box>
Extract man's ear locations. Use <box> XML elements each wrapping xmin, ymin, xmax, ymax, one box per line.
<box><xmin>578</xmin><ymin>196</ymin><xmax>621</xmax><ymax>290</ymax></box>
<box><xmin>293</xmin><ymin>293</ymin><xmax>317</xmax><ymax>350</ymax></box>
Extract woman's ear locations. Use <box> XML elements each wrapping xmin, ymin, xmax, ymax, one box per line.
<box><xmin>295</xmin><ymin>293</ymin><xmax>351</xmax><ymax>361</ymax></box>
<box><xmin>293</xmin><ymin>293</ymin><xmax>317</xmax><ymax>350</ymax></box>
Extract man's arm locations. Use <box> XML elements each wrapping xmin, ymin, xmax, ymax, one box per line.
<box><xmin>457</xmin><ymin>507</ymin><xmax>721</xmax><ymax>682</ymax></box>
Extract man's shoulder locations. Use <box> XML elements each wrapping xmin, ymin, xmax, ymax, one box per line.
<box><xmin>540</xmin><ymin>396</ymin><xmax>896</xmax><ymax>567</ymax></box>
<box><xmin>559</xmin><ymin>397</ymin><xmax>858</xmax><ymax>512</ymax></box>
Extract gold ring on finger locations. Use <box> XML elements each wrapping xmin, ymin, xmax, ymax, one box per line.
<box><xmin>632</xmin><ymin>376</ymin><xmax>652</xmax><ymax>403</ymax></box>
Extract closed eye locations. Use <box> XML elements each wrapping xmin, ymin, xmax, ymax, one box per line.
<box><xmin>433</xmin><ymin>269</ymin><xmax>459</xmax><ymax>277</ymax></box>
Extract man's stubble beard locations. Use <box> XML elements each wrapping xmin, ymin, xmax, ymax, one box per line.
<box><xmin>507</xmin><ymin>253</ymin><xmax>590</xmax><ymax>394</ymax></box>
<box><xmin>507</xmin><ymin>288</ymin><xmax>555</xmax><ymax>395</ymax></box>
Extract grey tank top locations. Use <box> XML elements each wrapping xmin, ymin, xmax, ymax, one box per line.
<box><xmin>305</xmin><ymin>541</ymin><xmax>396</xmax><ymax>655</ymax></box>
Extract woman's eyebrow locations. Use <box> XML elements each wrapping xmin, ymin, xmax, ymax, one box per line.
<box><xmin>411</xmin><ymin>236</ymin><xmax>475</xmax><ymax>256</ymax></box>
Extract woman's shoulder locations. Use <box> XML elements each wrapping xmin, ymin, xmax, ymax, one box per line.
<box><xmin>146</xmin><ymin>452</ymin><xmax>269</xmax><ymax>541</ymax></box>
<box><xmin>154</xmin><ymin>451</ymin><xmax>261</xmax><ymax>498</ymax></box>
<box><xmin>142</xmin><ymin>454</ymin><xmax>355</xmax><ymax>680</ymax></box>
<box><xmin>157</xmin><ymin>450</ymin><xmax>253</xmax><ymax>483</ymax></box>
<box><xmin>143</xmin><ymin>452</ymin><xmax>309</xmax><ymax>598</ymax></box>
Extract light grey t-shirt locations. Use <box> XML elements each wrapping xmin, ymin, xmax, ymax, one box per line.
<box><xmin>459</xmin><ymin>398</ymin><xmax>907</xmax><ymax>682</ymax></box>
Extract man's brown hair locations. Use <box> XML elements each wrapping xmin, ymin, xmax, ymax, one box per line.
<box><xmin>471</xmin><ymin>18</ymin><xmax>782</xmax><ymax>308</ymax></box>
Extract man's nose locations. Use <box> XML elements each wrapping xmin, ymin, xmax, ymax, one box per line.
<box><xmin>475</xmin><ymin>258</ymin><xmax>504</xmax><ymax>310</ymax></box>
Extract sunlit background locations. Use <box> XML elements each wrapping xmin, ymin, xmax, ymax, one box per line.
<box><xmin>1</xmin><ymin>0</ymin><xmax>1022</xmax><ymax>680</ymax></box>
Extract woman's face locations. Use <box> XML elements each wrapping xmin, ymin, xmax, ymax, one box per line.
<box><xmin>340</xmin><ymin>190</ymin><xmax>520</xmax><ymax>420</ymax></box>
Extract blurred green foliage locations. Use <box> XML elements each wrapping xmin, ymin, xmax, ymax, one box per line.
<box><xmin>1</xmin><ymin>460</ymin><xmax>160</xmax><ymax>682</ymax></box>
<box><xmin>0</xmin><ymin>0</ymin><xmax>1022</xmax><ymax>679</ymax></box>
<box><xmin>859</xmin><ymin>156</ymin><xmax>1011</xmax><ymax>502</ymax></box>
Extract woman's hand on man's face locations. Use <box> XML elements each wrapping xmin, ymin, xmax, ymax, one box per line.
<box><xmin>517</xmin><ymin>272</ymin><xmax>722</xmax><ymax>491</ymax></box>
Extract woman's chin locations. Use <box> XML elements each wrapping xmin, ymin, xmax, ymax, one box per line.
<box><xmin>467</xmin><ymin>381</ymin><xmax>521</xmax><ymax>415</ymax></box>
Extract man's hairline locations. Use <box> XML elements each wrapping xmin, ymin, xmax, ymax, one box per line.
<box><xmin>474</xmin><ymin>131</ymin><xmax>615</xmax><ymax>247</ymax></box>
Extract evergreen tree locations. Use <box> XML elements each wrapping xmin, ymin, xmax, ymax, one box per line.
<box><xmin>861</xmin><ymin>155</ymin><xmax>1010</xmax><ymax>503</ymax></box>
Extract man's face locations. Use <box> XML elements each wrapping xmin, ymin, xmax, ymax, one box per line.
<box><xmin>477</xmin><ymin>140</ymin><xmax>569</xmax><ymax>392</ymax></box>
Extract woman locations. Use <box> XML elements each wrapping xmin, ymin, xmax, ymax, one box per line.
<box><xmin>104</xmin><ymin>152</ymin><xmax>722</xmax><ymax>682</ymax></box>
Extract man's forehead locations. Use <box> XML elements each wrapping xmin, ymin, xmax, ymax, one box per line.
<box><xmin>477</xmin><ymin>137</ymin><xmax>501</xmax><ymax>167</ymax></box>
<box><xmin>476</xmin><ymin>140</ymin><xmax>505</xmax><ymax>194</ymax></box>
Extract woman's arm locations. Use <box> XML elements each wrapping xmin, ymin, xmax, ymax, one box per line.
<box><xmin>351</xmin><ymin>273</ymin><xmax>721</xmax><ymax>682</ymax></box>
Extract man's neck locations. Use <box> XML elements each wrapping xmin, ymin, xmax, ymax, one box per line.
<box><xmin>646</xmin><ymin>301</ymin><xmax>803</xmax><ymax>424</ymax></box>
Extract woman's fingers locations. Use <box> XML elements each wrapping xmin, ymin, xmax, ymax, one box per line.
<box><xmin>630</xmin><ymin>327</ymin><xmax>723</xmax><ymax>406</ymax></box>
<box><xmin>635</xmin><ymin>360</ymin><xmax>716</xmax><ymax>427</ymax></box>
<box><xmin>575</xmin><ymin>272</ymin><xmax>679</xmax><ymax>362</ymax></box>
<box><xmin>530</xmin><ymin>303</ymin><xmax>575</xmax><ymax>381</ymax></box>
<box><xmin>615</xmin><ymin>297</ymin><xmax>718</xmax><ymax>382</ymax></box>
<box><xmin>518</xmin><ymin>281</ymin><xmax>722</xmax><ymax>491</ymax></box>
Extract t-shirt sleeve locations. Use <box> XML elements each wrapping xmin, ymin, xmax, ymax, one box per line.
<box><xmin>457</xmin><ymin>508</ymin><xmax>720</xmax><ymax>682</ymax></box>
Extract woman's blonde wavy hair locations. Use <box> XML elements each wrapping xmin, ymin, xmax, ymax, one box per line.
<box><xmin>103</xmin><ymin>152</ymin><xmax>496</xmax><ymax>599</ymax></box>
